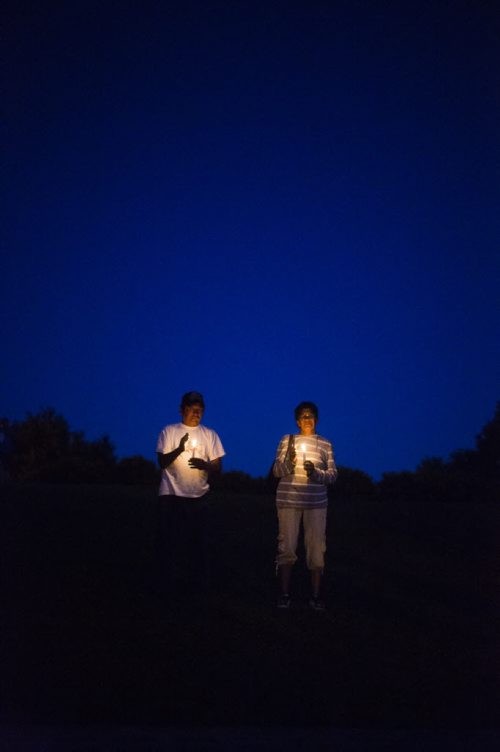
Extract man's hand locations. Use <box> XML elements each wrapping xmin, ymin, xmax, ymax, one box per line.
<box><xmin>188</xmin><ymin>457</ymin><xmax>209</xmax><ymax>471</ymax></box>
<box><xmin>188</xmin><ymin>457</ymin><xmax>222</xmax><ymax>476</ymax></box>
<box><xmin>304</xmin><ymin>460</ymin><xmax>315</xmax><ymax>478</ymax></box>
<box><xmin>179</xmin><ymin>433</ymin><xmax>189</xmax><ymax>452</ymax></box>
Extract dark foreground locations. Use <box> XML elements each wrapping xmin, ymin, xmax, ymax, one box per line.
<box><xmin>1</xmin><ymin>484</ymin><xmax>499</xmax><ymax>750</ymax></box>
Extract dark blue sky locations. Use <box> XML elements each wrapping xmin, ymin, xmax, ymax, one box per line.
<box><xmin>3</xmin><ymin>1</ymin><xmax>499</xmax><ymax>479</ymax></box>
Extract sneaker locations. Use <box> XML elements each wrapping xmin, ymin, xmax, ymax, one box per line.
<box><xmin>309</xmin><ymin>596</ymin><xmax>326</xmax><ymax>611</ymax></box>
<box><xmin>277</xmin><ymin>594</ymin><xmax>291</xmax><ymax>609</ymax></box>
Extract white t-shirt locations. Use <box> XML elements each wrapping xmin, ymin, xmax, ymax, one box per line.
<box><xmin>156</xmin><ymin>422</ymin><xmax>225</xmax><ymax>498</ymax></box>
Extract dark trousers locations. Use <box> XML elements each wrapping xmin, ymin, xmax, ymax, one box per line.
<box><xmin>156</xmin><ymin>494</ymin><xmax>211</xmax><ymax>600</ymax></box>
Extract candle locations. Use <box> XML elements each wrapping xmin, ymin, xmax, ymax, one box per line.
<box><xmin>191</xmin><ymin>439</ymin><xmax>197</xmax><ymax>458</ymax></box>
<box><xmin>300</xmin><ymin>443</ymin><xmax>306</xmax><ymax>463</ymax></box>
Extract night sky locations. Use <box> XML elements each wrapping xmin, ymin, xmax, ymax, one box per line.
<box><xmin>3</xmin><ymin>1</ymin><xmax>499</xmax><ymax>480</ymax></box>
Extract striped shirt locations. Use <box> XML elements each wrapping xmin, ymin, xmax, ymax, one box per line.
<box><xmin>273</xmin><ymin>433</ymin><xmax>338</xmax><ymax>509</ymax></box>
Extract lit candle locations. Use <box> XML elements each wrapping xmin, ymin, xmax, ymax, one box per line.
<box><xmin>191</xmin><ymin>439</ymin><xmax>197</xmax><ymax>458</ymax></box>
<box><xmin>300</xmin><ymin>443</ymin><xmax>306</xmax><ymax>463</ymax></box>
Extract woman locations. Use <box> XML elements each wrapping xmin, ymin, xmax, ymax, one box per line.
<box><xmin>273</xmin><ymin>401</ymin><xmax>338</xmax><ymax>610</ymax></box>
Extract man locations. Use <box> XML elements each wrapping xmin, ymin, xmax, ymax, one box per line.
<box><xmin>156</xmin><ymin>391</ymin><xmax>225</xmax><ymax>603</ymax></box>
<box><xmin>273</xmin><ymin>401</ymin><xmax>338</xmax><ymax>611</ymax></box>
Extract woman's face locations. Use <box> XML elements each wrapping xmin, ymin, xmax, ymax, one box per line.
<box><xmin>296</xmin><ymin>410</ymin><xmax>317</xmax><ymax>436</ymax></box>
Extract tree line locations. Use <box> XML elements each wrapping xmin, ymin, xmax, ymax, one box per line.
<box><xmin>0</xmin><ymin>404</ymin><xmax>498</xmax><ymax>502</ymax></box>
<box><xmin>0</xmin><ymin>409</ymin><xmax>157</xmax><ymax>485</ymax></box>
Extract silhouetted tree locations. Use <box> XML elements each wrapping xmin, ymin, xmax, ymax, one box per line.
<box><xmin>6</xmin><ymin>408</ymin><xmax>71</xmax><ymax>481</ymax></box>
<box><xmin>0</xmin><ymin>418</ymin><xmax>13</xmax><ymax>483</ymax></box>
<box><xmin>475</xmin><ymin>401</ymin><xmax>500</xmax><ymax>478</ymax></box>
<box><xmin>4</xmin><ymin>408</ymin><xmax>117</xmax><ymax>483</ymax></box>
<box><xmin>116</xmin><ymin>455</ymin><xmax>159</xmax><ymax>485</ymax></box>
<box><xmin>377</xmin><ymin>403</ymin><xmax>499</xmax><ymax>503</ymax></box>
<box><xmin>330</xmin><ymin>466</ymin><xmax>376</xmax><ymax>500</ymax></box>
<box><xmin>213</xmin><ymin>470</ymin><xmax>269</xmax><ymax>495</ymax></box>
<box><xmin>414</xmin><ymin>457</ymin><xmax>452</xmax><ymax>501</ymax></box>
<box><xmin>444</xmin><ymin>405</ymin><xmax>500</xmax><ymax>502</ymax></box>
<box><xmin>378</xmin><ymin>470</ymin><xmax>420</xmax><ymax>501</ymax></box>
<box><xmin>444</xmin><ymin>449</ymin><xmax>482</xmax><ymax>502</ymax></box>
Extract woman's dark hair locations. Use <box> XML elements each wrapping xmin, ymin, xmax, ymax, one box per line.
<box><xmin>294</xmin><ymin>401</ymin><xmax>319</xmax><ymax>421</ymax></box>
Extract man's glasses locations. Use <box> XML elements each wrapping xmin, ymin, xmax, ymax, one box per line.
<box><xmin>298</xmin><ymin>414</ymin><xmax>315</xmax><ymax>420</ymax></box>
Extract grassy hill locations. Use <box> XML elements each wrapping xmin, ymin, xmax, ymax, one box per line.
<box><xmin>1</xmin><ymin>483</ymin><xmax>498</xmax><ymax>729</ymax></box>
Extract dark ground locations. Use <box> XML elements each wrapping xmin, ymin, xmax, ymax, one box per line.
<box><xmin>1</xmin><ymin>484</ymin><xmax>499</xmax><ymax>750</ymax></box>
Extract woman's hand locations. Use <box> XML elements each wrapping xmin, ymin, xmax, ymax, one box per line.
<box><xmin>303</xmin><ymin>460</ymin><xmax>315</xmax><ymax>478</ymax></box>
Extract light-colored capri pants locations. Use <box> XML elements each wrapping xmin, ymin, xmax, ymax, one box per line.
<box><xmin>276</xmin><ymin>507</ymin><xmax>327</xmax><ymax>572</ymax></box>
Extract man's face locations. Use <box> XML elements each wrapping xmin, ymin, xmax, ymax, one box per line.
<box><xmin>296</xmin><ymin>410</ymin><xmax>317</xmax><ymax>436</ymax></box>
<box><xmin>181</xmin><ymin>402</ymin><xmax>204</xmax><ymax>427</ymax></box>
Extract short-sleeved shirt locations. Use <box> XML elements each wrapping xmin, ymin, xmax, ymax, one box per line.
<box><xmin>156</xmin><ymin>422</ymin><xmax>225</xmax><ymax>498</ymax></box>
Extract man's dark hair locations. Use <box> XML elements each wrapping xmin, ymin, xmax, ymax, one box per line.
<box><xmin>181</xmin><ymin>391</ymin><xmax>205</xmax><ymax>409</ymax></box>
<box><xmin>294</xmin><ymin>401</ymin><xmax>319</xmax><ymax>421</ymax></box>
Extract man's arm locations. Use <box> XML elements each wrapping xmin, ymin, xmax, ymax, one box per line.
<box><xmin>188</xmin><ymin>456</ymin><xmax>223</xmax><ymax>476</ymax></box>
<box><xmin>157</xmin><ymin>433</ymin><xmax>189</xmax><ymax>469</ymax></box>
